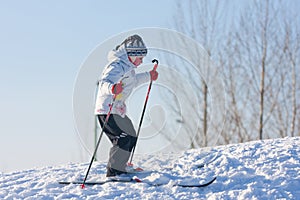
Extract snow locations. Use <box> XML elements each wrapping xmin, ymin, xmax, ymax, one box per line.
<box><xmin>1</xmin><ymin>137</ymin><xmax>300</xmax><ymax>199</ymax></box>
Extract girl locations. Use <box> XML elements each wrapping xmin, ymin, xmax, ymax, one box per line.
<box><xmin>95</xmin><ymin>35</ymin><xmax>158</xmax><ymax>177</ymax></box>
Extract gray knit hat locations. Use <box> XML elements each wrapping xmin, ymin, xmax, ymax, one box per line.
<box><xmin>117</xmin><ymin>34</ymin><xmax>147</xmax><ymax>56</ymax></box>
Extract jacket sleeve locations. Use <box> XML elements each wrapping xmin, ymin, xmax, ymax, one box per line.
<box><xmin>135</xmin><ymin>72</ymin><xmax>151</xmax><ymax>87</ymax></box>
<box><xmin>99</xmin><ymin>63</ymin><xmax>125</xmax><ymax>95</ymax></box>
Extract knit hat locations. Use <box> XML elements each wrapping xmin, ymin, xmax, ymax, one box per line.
<box><xmin>118</xmin><ymin>34</ymin><xmax>147</xmax><ymax>56</ymax></box>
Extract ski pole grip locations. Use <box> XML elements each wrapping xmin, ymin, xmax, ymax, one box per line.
<box><xmin>152</xmin><ymin>59</ymin><xmax>159</xmax><ymax>71</ymax></box>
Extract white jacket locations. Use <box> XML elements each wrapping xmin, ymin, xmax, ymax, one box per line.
<box><xmin>95</xmin><ymin>44</ymin><xmax>150</xmax><ymax>117</ymax></box>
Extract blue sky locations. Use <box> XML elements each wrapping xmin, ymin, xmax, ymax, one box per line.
<box><xmin>0</xmin><ymin>0</ymin><xmax>174</xmax><ymax>172</ymax></box>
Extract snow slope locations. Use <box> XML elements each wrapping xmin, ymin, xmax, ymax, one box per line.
<box><xmin>1</xmin><ymin>137</ymin><xmax>300</xmax><ymax>199</ymax></box>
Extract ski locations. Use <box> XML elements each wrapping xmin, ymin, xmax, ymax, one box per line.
<box><xmin>59</xmin><ymin>178</ymin><xmax>133</xmax><ymax>186</ymax></box>
<box><xmin>59</xmin><ymin>177</ymin><xmax>216</xmax><ymax>188</ymax></box>
<box><xmin>175</xmin><ymin>177</ymin><xmax>216</xmax><ymax>187</ymax></box>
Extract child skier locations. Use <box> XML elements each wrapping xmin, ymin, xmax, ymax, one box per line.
<box><xmin>95</xmin><ymin>34</ymin><xmax>158</xmax><ymax>177</ymax></box>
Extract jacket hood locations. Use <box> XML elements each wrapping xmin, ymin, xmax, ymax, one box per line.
<box><xmin>107</xmin><ymin>44</ymin><xmax>136</xmax><ymax>68</ymax></box>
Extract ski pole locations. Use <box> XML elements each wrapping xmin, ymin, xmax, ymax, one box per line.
<box><xmin>81</xmin><ymin>94</ymin><xmax>117</xmax><ymax>189</ymax></box>
<box><xmin>129</xmin><ymin>59</ymin><xmax>159</xmax><ymax>164</ymax></box>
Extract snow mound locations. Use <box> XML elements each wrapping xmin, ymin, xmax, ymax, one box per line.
<box><xmin>1</xmin><ymin>137</ymin><xmax>300</xmax><ymax>199</ymax></box>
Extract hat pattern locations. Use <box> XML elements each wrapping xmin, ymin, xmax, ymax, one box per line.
<box><xmin>123</xmin><ymin>35</ymin><xmax>147</xmax><ymax>56</ymax></box>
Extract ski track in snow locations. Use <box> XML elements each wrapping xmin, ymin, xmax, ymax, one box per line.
<box><xmin>1</xmin><ymin>137</ymin><xmax>300</xmax><ymax>199</ymax></box>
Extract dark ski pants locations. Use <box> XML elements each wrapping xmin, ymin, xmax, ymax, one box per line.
<box><xmin>97</xmin><ymin>114</ymin><xmax>137</xmax><ymax>174</ymax></box>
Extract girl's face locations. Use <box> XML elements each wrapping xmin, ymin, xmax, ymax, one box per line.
<box><xmin>128</xmin><ymin>56</ymin><xmax>144</xmax><ymax>67</ymax></box>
